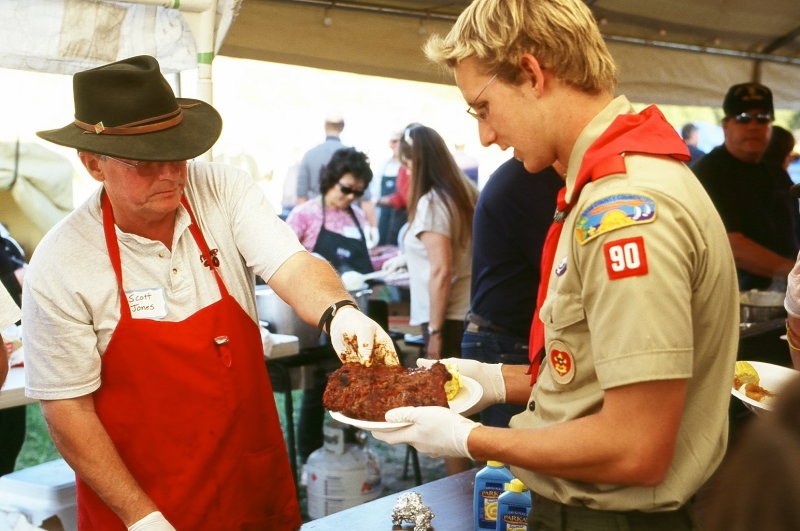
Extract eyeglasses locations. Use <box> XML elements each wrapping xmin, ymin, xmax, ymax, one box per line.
<box><xmin>337</xmin><ymin>182</ymin><xmax>365</xmax><ymax>197</ymax></box>
<box><xmin>731</xmin><ymin>112</ymin><xmax>773</xmax><ymax>125</ymax></box>
<box><xmin>106</xmin><ymin>155</ymin><xmax>145</xmax><ymax>168</ymax></box>
<box><xmin>466</xmin><ymin>73</ymin><xmax>499</xmax><ymax>121</ymax></box>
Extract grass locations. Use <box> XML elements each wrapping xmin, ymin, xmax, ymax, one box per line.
<box><xmin>15</xmin><ymin>404</ymin><xmax>59</xmax><ymax>470</ymax></box>
<box><xmin>15</xmin><ymin>389</ymin><xmax>446</xmax><ymax>523</ymax></box>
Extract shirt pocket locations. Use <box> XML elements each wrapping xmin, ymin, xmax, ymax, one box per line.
<box><xmin>543</xmin><ymin>292</ymin><xmax>586</xmax><ymax>387</ymax></box>
<box><xmin>544</xmin><ymin>292</ymin><xmax>585</xmax><ymax>334</ymax></box>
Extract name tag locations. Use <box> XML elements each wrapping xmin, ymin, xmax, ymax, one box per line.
<box><xmin>342</xmin><ymin>226</ymin><xmax>362</xmax><ymax>240</ymax></box>
<box><xmin>126</xmin><ymin>287</ymin><xmax>168</xmax><ymax>319</ymax></box>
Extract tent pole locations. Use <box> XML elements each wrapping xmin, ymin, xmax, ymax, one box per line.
<box><xmin>182</xmin><ymin>1</ymin><xmax>218</xmax><ymax>162</ymax></box>
<box><xmin>119</xmin><ymin>0</ymin><xmax>217</xmax><ymax>161</ymax></box>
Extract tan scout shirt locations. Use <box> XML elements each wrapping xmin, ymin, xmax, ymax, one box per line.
<box><xmin>509</xmin><ymin>97</ymin><xmax>739</xmax><ymax>511</ymax></box>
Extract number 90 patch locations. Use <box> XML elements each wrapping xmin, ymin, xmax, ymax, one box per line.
<box><xmin>603</xmin><ymin>236</ymin><xmax>648</xmax><ymax>280</ymax></box>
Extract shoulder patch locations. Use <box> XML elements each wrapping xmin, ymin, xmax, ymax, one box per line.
<box><xmin>574</xmin><ymin>193</ymin><xmax>656</xmax><ymax>245</ymax></box>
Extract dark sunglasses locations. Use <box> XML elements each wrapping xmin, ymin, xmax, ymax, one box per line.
<box><xmin>731</xmin><ymin>112</ymin><xmax>773</xmax><ymax>125</ymax></box>
<box><xmin>337</xmin><ymin>182</ymin><xmax>365</xmax><ymax>197</ymax></box>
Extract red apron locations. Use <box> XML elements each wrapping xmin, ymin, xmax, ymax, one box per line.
<box><xmin>76</xmin><ymin>194</ymin><xmax>301</xmax><ymax>530</ymax></box>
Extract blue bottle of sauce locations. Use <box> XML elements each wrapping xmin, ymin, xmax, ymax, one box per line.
<box><xmin>473</xmin><ymin>461</ymin><xmax>514</xmax><ymax>530</ymax></box>
<box><xmin>496</xmin><ymin>478</ymin><xmax>532</xmax><ymax>531</ymax></box>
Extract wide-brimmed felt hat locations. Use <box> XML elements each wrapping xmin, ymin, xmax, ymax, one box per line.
<box><xmin>37</xmin><ymin>55</ymin><xmax>221</xmax><ymax>161</ymax></box>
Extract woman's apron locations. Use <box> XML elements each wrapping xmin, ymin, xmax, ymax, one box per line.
<box><xmin>76</xmin><ymin>194</ymin><xmax>301</xmax><ymax>530</ymax></box>
<box><xmin>313</xmin><ymin>197</ymin><xmax>373</xmax><ymax>274</ymax></box>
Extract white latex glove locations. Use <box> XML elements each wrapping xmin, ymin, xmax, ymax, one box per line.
<box><xmin>372</xmin><ymin>406</ymin><xmax>481</xmax><ymax>459</ymax></box>
<box><xmin>786</xmin><ymin>258</ymin><xmax>800</xmax><ymax>318</ymax></box>
<box><xmin>418</xmin><ymin>358</ymin><xmax>506</xmax><ymax>416</ymax></box>
<box><xmin>128</xmin><ymin>512</ymin><xmax>176</xmax><ymax>531</ymax></box>
<box><xmin>330</xmin><ymin>306</ymin><xmax>399</xmax><ymax>366</ymax></box>
<box><xmin>381</xmin><ymin>253</ymin><xmax>407</xmax><ymax>274</ymax></box>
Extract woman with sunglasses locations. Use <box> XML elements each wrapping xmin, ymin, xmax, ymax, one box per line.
<box><xmin>285</xmin><ymin>146</ymin><xmax>375</xmax><ymax>463</ymax></box>
<box><xmin>286</xmin><ymin>147</ymin><xmax>374</xmax><ymax>276</ymax></box>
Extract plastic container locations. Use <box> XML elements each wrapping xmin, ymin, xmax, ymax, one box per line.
<box><xmin>473</xmin><ymin>461</ymin><xmax>514</xmax><ymax>530</ymax></box>
<box><xmin>497</xmin><ymin>478</ymin><xmax>532</xmax><ymax>531</ymax></box>
<box><xmin>0</xmin><ymin>458</ymin><xmax>77</xmax><ymax>530</ymax></box>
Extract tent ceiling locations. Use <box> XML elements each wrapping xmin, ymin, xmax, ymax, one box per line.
<box><xmin>219</xmin><ymin>0</ymin><xmax>800</xmax><ymax>108</ymax></box>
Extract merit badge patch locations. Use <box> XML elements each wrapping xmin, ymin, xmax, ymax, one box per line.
<box><xmin>574</xmin><ymin>193</ymin><xmax>656</xmax><ymax>245</ymax></box>
<box><xmin>548</xmin><ymin>341</ymin><xmax>575</xmax><ymax>384</ymax></box>
<box><xmin>603</xmin><ymin>236</ymin><xmax>648</xmax><ymax>280</ymax></box>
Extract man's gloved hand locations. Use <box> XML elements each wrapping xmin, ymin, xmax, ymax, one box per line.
<box><xmin>417</xmin><ymin>358</ymin><xmax>505</xmax><ymax>416</ymax></box>
<box><xmin>371</xmin><ymin>406</ymin><xmax>481</xmax><ymax>459</ymax></box>
<box><xmin>127</xmin><ymin>512</ymin><xmax>176</xmax><ymax>531</ymax></box>
<box><xmin>381</xmin><ymin>253</ymin><xmax>407</xmax><ymax>274</ymax></box>
<box><xmin>786</xmin><ymin>258</ymin><xmax>800</xmax><ymax>318</ymax></box>
<box><xmin>330</xmin><ymin>306</ymin><xmax>399</xmax><ymax>366</ymax></box>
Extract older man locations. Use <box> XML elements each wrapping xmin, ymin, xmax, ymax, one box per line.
<box><xmin>372</xmin><ymin>1</ymin><xmax>738</xmax><ymax>529</ymax></box>
<box><xmin>693</xmin><ymin>82</ymin><xmax>800</xmax><ymax>291</ymax></box>
<box><xmin>26</xmin><ymin>55</ymin><xmax>395</xmax><ymax>531</ymax></box>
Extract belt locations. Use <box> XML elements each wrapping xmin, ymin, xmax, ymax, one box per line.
<box><xmin>465</xmin><ymin>312</ymin><xmax>515</xmax><ymax>335</ymax></box>
<box><xmin>530</xmin><ymin>494</ymin><xmax>695</xmax><ymax>531</ymax></box>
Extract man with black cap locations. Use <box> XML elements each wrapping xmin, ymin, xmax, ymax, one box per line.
<box><xmin>23</xmin><ymin>55</ymin><xmax>397</xmax><ymax>530</ymax></box>
<box><xmin>694</xmin><ymin>82</ymin><xmax>800</xmax><ymax>291</ymax></box>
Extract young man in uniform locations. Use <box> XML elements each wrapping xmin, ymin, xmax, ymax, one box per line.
<box><xmin>24</xmin><ymin>55</ymin><xmax>395</xmax><ymax>531</ymax></box>
<box><xmin>373</xmin><ymin>1</ymin><xmax>739</xmax><ymax>529</ymax></box>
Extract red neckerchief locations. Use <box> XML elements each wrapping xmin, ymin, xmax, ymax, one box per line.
<box><xmin>527</xmin><ymin>104</ymin><xmax>690</xmax><ymax>384</ymax></box>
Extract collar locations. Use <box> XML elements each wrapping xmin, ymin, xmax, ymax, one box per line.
<box><xmin>564</xmin><ymin>96</ymin><xmax>634</xmax><ymax>205</ymax></box>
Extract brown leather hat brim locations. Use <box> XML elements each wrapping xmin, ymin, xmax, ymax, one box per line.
<box><xmin>36</xmin><ymin>98</ymin><xmax>222</xmax><ymax>162</ymax></box>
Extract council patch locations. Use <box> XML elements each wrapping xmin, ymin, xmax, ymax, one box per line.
<box><xmin>575</xmin><ymin>193</ymin><xmax>656</xmax><ymax>244</ymax></box>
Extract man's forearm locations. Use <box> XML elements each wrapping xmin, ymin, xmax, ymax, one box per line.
<box><xmin>728</xmin><ymin>232</ymin><xmax>794</xmax><ymax>278</ymax></box>
<box><xmin>268</xmin><ymin>251</ymin><xmax>352</xmax><ymax>328</ymax></box>
<box><xmin>468</xmin><ymin>378</ymin><xmax>687</xmax><ymax>486</ymax></box>
<box><xmin>41</xmin><ymin>397</ymin><xmax>158</xmax><ymax>526</ymax></box>
<box><xmin>502</xmin><ymin>364</ymin><xmax>535</xmax><ymax>405</ymax></box>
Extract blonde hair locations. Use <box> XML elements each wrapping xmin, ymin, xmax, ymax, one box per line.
<box><xmin>424</xmin><ymin>0</ymin><xmax>616</xmax><ymax>94</ymax></box>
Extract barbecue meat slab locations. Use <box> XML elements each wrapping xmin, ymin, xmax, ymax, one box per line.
<box><xmin>323</xmin><ymin>362</ymin><xmax>451</xmax><ymax>421</ymax></box>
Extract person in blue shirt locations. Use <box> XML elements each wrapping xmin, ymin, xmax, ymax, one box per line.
<box><xmin>462</xmin><ymin>158</ymin><xmax>562</xmax><ymax>427</ymax></box>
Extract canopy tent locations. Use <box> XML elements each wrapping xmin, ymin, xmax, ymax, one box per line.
<box><xmin>0</xmin><ymin>0</ymin><xmax>798</xmax><ymax>250</ymax></box>
<box><xmin>0</xmin><ymin>0</ymin><xmax>241</xmax><ymax>249</ymax></box>
<box><xmin>219</xmin><ymin>0</ymin><xmax>800</xmax><ymax>109</ymax></box>
<box><xmin>0</xmin><ymin>142</ymin><xmax>74</xmax><ymax>257</ymax></box>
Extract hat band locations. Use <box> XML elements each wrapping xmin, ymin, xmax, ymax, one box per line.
<box><xmin>74</xmin><ymin>103</ymin><xmax>201</xmax><ymax>135</ymax></box>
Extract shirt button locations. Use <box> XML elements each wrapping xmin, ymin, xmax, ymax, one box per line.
<box><xmin>158</xmin><ymin>252</ymin><xmax>165</xmax><ymax>258</ymax></box>
<box><xmin>172</xmin><ymin>268</ymin><xmax>178</xmax><ymax>275</ymax></box>
<box><xmin>528</xmin><ymin>401</ymin><xmax>536</xmax><ymax>412</ymax></box>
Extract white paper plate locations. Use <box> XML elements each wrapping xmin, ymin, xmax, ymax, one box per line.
<box><xmin>730</xmin><ymin>361</ymin><xmax>800</xmax><ymax>416</ymax></box>
<box><xmin>329</xmin><ymin>375</ymin><xmax>483</xmax><ymax>431</ymax></box>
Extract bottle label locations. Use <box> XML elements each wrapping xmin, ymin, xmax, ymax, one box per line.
<box><xmin>477</xmin><ymin>481</ymin><xmax>505</xmax><ymax>527</ymax></box>
<box><xmin>501</xmin><ymin>505</ymin><xmax>530</xmax><ymax>530</ymax></box>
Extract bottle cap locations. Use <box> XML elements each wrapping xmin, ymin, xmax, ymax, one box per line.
<box><xmin>504</xmin><ymin>478</ymin><xmax>527</xmax><ymax>493</ymax></box>
<box><xmin>487</xmin><ymin>460</ymin><xmax>505</xmax><ymax>468</ymax></box>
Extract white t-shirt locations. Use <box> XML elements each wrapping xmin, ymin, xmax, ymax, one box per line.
<box><xmin>23</xmin><ymin>161</ymin><xmax>304</xmax><ymax>400</ymax></box>
<box><xmin>0</xmin><ymin>284</ymin><xmax>21</xmax><ymax>331</ymax></box>
<box><xmin>404</xmin><ymin>191</ymin><xmax>472</xmax><ymax>326</ymax></box>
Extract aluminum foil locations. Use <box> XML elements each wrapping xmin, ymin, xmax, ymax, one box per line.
<box><xmin>391</xmin><ymin>491</ymin><xmax>435</xmax><ymax>530</ymax></box>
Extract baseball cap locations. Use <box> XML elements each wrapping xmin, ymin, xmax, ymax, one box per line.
<box><xmin>723</xmin><ymin>82</ymin><xmax>774</xmax><ymax>117</ymax></box>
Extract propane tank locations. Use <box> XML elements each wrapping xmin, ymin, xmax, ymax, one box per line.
<box><xmin>302</xmin><ymin>421</ymin><xmax>382</xmax><ymax>519</ymax></box>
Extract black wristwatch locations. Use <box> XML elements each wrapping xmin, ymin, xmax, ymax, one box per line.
<box><xmin>318</xmin><ymin>300</ymin><xmax>359</xmax><ymax>334</ymax></box>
